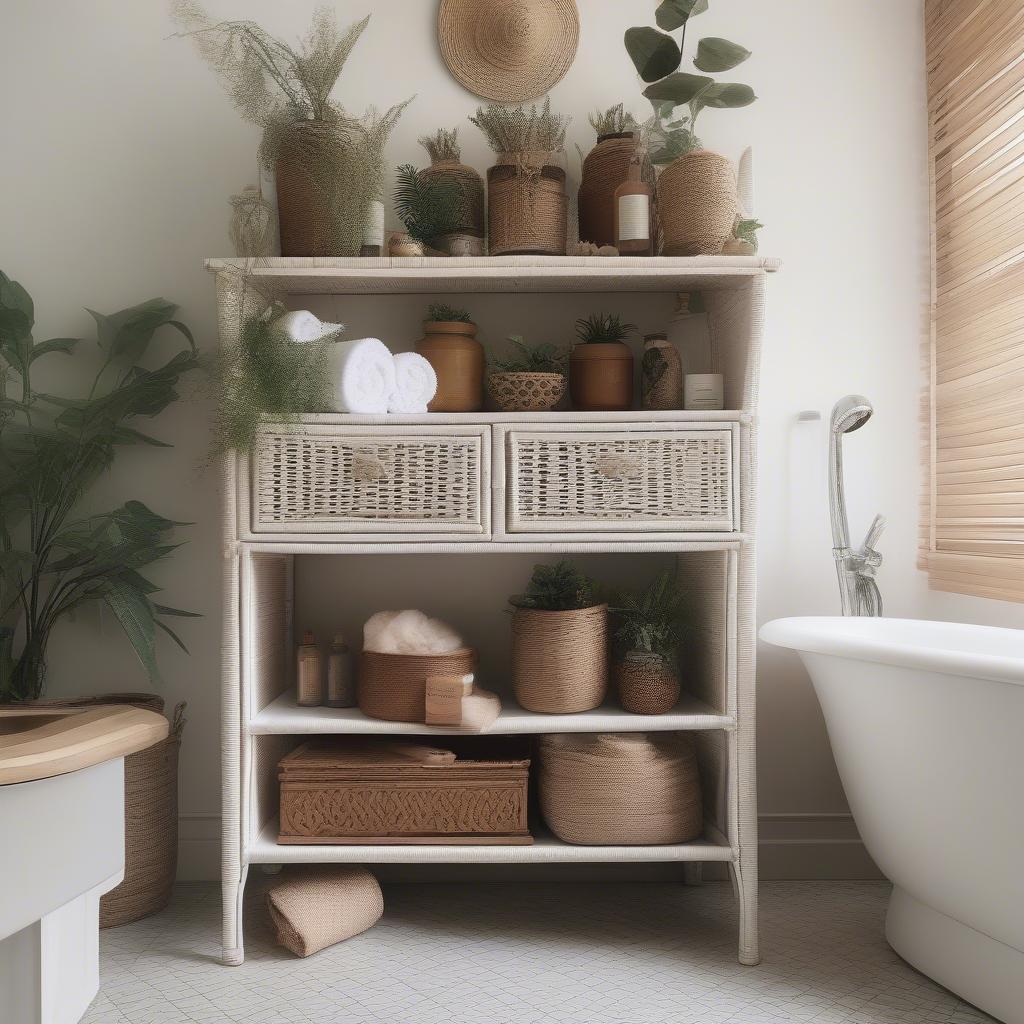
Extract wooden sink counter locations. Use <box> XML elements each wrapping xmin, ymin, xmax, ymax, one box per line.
<box><xmin>0</xmin><ymin>705</ymin><xmax>168</xmax><ymax>785</ymax></box>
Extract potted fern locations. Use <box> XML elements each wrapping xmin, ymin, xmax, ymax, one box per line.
<box><xmin>509</xmin><ymin>562</ymin><xmax>608</xmax><ymax>714</ymax></box>
<box><xmin>487</xmin><ymin>335</ymin><xmax>568</xmax><ymax>412</ymax></box>
<box><xmin>569</xmin><ymin>313</ymin><xmax>637</xmax><ymax>411</ymax></box>
<box><xmin>392</xmin><ymin>164</ymin><xmax>464</xmax><ymax>257</ymax></box>
<box><xmin>611</xmin><ymin>570</ymin><xmax>689</xmax><ymax>715</ymax></box>
<box><xmin>414</xmin><ymin>302</ymin><xmax>484</xmax><ymax>412</ymax></box>
<box><xmin>417</xmin><ymin>128</ymin><xmax>486</xmax><ymax>254</ymax></box>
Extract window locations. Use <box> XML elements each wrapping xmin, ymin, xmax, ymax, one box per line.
<box><xmin>922</xmin><ymin>0</ymin><xmax>1024</xmax><ymax>601</ymax></box>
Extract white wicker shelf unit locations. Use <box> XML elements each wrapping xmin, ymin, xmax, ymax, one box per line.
<box><xmin>209</xmin><ymin>256</ymin><xmax>774</xmax><ymax>969</ymax></box>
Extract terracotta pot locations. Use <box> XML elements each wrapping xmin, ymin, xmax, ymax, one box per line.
<box><xmin>657</xmin><ymin>149</ymin><xmax>738</xmax><ymax>257</ymax></box>
<box><xmin>487</xmin><ymin>372</ymin><xmax>567</xmax><ymax>412</ymax></box>
<box><xmin>578</xmin><ymin>132</ymin><xmax>635</xmax><ymax>248</ymax></box>
<box><xmin>569</xmin><ymin>342</ymin><xmax>634</xmax><ymax>411</ymax></box>
<box><xmin>415</xmin><ymin>321</ymin><xmax>485</xmax><ymax>412</ymax></box>
<box><xmin>613</xmin><ymin>652</ymin><xmax>680</xmax><ymax>715</ymax></box>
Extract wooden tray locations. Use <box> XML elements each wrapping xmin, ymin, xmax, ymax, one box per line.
<box><xmin>278</xmin><ymin>739</ymin><xmax>532</xmax><ymax>845</ymax></box>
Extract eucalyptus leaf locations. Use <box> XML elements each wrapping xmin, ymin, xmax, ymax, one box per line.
<box><xmin>642</xmin><ymin>72</ymin><xmax>714</xmax><ymax>106</ymax></box>
<box><xmin>624</xmin><ymin>27</ymin><xmax>681</xmax><ymax>83</ymax></box>
<box><xmin>655</xmin><ymin>0</ymin><xmax>709</xmax><ymax>32</ymax></box>
<box><xmin>694</xmin><ymin>37</ymin><xmax>752</xmax><ymax>73</ymax></box>
<box><xmin>699</xmin><ymin>82</ymin><xmax>757</xmax><ymax>108</ymax></box>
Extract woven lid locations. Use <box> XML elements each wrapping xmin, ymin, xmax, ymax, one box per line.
<box><xmin>437</xmin><ymin>0</ymin><xmax>580</xmax><ymax>103</ymax></box>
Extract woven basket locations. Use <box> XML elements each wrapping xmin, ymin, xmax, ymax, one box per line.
<box><xmin>511</xmin><ymin>604</ymin><xmax>607</xmax><ymax>713</ymax></box>
<box><xmin>538</xmin><ymin>732</ymin><xmax>702</xmax><ymax>845</ymax></box>
<box><xmin>22</xmin><ymin>692</ymin><xmax>184</xmax><ymax>926</ymax></box>
<box><xmin>421</xmin><ymin>159</ymin><xmax>486</xmax><ymax>246</ymax></box>
<box><xmin>658</xmin><ymin>149</ymin><xmax>737</xmax><ymax>257</ymax></box>
<box><xmin>578</xmin><ymin>133</ymin><xmax>635</xmax><ymax>247</ymax></box>
<box><xmin>358</xmin><ymin>648</ymin><xmax>477</xmax><ymax>723</ymax></box>
<box><xmin>487</xmin><ymin>371</ymin><xmax>566</xmax><ymax>412</ymax></box>
<box><xmin>487</xmin><ymin>156</ymin><xmax>567</xmax><ymax>256</ymax></box>
<box><xmin>613</xmin><ymin>652</ymin><xmax>681</xmax><ymax>715</ymax></box>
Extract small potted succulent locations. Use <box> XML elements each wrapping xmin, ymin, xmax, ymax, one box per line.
<box><xmin>414</xmin><ymin>302</ymin><xmax>484</xmax><ymax>412</ymax></box>
<box><xmin>569</xmin><ymin>312</ymin><xmax>637</xmax><ymax>411</ymax></box>
<box><xmin>487</xmin><ymin>335</ymin><xmax>568</xmax><ymax>412</ymax></box>
<box><xmin>509</xmin><ymin>561</ymin><xmax>608</xmax><ymax>714</ymax></box>
<box><xmin>611</xmin><ymin>570</ymin><xmax>689</xmax><ymax>715</ymax></box>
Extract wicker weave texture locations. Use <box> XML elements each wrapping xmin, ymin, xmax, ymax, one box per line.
<box><xmin>487</xmin><ymin>163</ymin><xmax>567</xmax><ymax>256</ymax></box>
<box><xmin>613</xmin><ymin>655</ymin><xmax>681</xmax><ymax>715</ymax></box>
<box><xmin>658</xmin><ymin>151</ymin><xmax>738</xmax><ymax>257</ymax></box>
<box><xmin>487</xmin><ymin>372</ymin><xmax>566</xmax><ymax>412</ymax></box>
<box><xmin>507</xmin><ymin>430</ymin><xmax>734</xmax><ymax>532</ymax></box>
<box><xmin>538</xmin><ymin>732</ymin><xmax>703</xmax><ymax>845</ymax></box>
<box><xmin>254</xmin><ymin>430</ymin><xmax>484</xmax><ymax>532</ymax></box>
<box><xmin>358</xmin><ymin>648</ymin><xmax>477</xmax><ymax>723</ymax></box>
<box><xmin>578</xmin><ymin>135</ymin><xmax>635</xmax><ymax>247</ymax></box>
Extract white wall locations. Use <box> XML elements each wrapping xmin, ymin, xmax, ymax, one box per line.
<box><xmin>4</xmin><ymin>0</ymin><xmax>994</xmax><ymax>880</ymax></box>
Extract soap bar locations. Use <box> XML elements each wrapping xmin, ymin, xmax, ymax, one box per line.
<box><xmin>425</xmin><ymin>675</ymin><xmax>471</xmax><ymax>726</ymax></box>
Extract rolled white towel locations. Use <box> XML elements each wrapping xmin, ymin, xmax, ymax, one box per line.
<box><xmin>388</xmin><ymin>352</ymin><xmax>437</xmax><ymax>414</ymax></box>
<box><xmin>272</xmin><ymin>309</ymin><xmax>344</xmax><ymax>343</ymax></box>
<box><xmin>325</xmin><ymin>338</ymin><xmax>396</xmax><ymax>414</ymax></box>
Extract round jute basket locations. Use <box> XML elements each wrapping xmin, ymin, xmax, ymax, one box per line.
<box><xmin>359</xmin><ymin>648</ymin><xmax>477</xmax><ymax>723</ymax></box>
<box><xmin>21</xmin><ymin>692</ymin><xmax>185</xmax><ymax>926</ymax></box>
<box><xmin>538</xmin><ymin>732</ymin><xmax>702</xmax><ymax>845</ymax></box>
<box><xmin>487</xmin><ymin>371</ymin><xmax>566</xmax><ymax>412</ymax></box>
<box><xmin>577</xmin><ymin>133</ymin><xmax>635</xmax><ymax>248</ymax></box>
<box><xmin>657</xmin><ymin>149</ymin><xmax>738</xmax><ymax>257</ymax></box>
<box><xmin>420</xmin><ymin>159</ymin><xmax>486</xmax><ymax>247</ymax></box>
<box><xmin>487</xmin><ymin>156</ymin><xmax>567</xmax><ymax>256</ymax></box>
<box><xmin>613</xmin><ymin>651</ymin><xmax>680</xmax><ymax>715</ymax></box>
<box><xmin>511</xmin><ymin>604</ymin><xmax>607</xmax><ymax>714</ymax></box>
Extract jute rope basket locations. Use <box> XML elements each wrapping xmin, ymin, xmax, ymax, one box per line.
<box><xmin>22</xmin><ymin>692</ymin><xmax>184</xmax><ymax>926</ymax></box>
<box><xmin>487</xmin><ymin>152</ymin><xmax>567</xmax><ymax>256</ymax></box>
<box><xmin>511</xmin><ymin>604</ymin><xmax>607</xmax><ymax>713</ymax></box>
<box><xmin>487</xmin><ymin>371</ymin><xmax>566</xmax><ymax>412</ymax></box>
<box><xmin>578</xmin><ymin>133</ymin><xmax>635</xmax><ymax>247</ymax></box>
<box><xmin>359</xmin><ymin>648</ymin><xmax>477</xmax><ymax>723</ymax></box>
<box><xmin>613</xmin><ymin>652</ymin><xmax>681</xmax><ymax>715</ymax></box>
<box><xmin>538</xmin><ymin>732</ymin><xmax>702</xmax><ymax>844</ymax></box>
<box><xmin>658</xmin><ymin>149</ymin><xmax>737</xmax><ymax>257</ymax></box>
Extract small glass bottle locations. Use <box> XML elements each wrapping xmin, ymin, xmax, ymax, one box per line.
<box><xmin>614</xmin><ymin>155</ymin><xmax>654</xmax><ymax>257</ymax></box>
<box><xmin>326</xmin><ymin>633</ymin><xmax>356</xmax><ymax>708</ymax></box>
<box><xmin>295</xmin><ymin>630</ymin><xmax>323</xmax><ymax>707</ymax></box>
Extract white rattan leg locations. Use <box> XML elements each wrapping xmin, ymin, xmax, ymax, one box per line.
<box><xmin>222</xmin><ymin>865</ymin><xmax>248</xmax><ymax>966</ymax></box>
<box><xmin>730</xmin><ymin>859</ymin><xmax>760</xmax><ymax>966</ymax></box>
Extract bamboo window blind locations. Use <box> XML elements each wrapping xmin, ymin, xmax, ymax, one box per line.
<box><xmin>923</xmin><ymin>0</ymin><xmax>1024</xmax><ymax>601</ymax></box>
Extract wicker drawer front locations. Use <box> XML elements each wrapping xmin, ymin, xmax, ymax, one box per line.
<box><xmin>506</xmin><ymin>428</ymin><xmax>736</xmax><ymax>533</ymax></box>
<box><xmin>253</xmin><ymin>427</ymin><xmax>487</xmax><ymax>534</ymax></box>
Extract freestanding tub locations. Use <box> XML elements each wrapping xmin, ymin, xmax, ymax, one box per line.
<box><xmin>760</xmin><ymin>616</ymin><xmax>1024</xmax><ymax>1024</ymax></box>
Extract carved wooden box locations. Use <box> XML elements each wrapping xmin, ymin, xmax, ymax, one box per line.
<box><xmin>278</xmin><ymin>739</ymin><xmax>532</xmax><ymax>845</ymax></box>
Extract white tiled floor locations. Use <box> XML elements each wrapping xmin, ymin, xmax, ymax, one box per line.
<box><xmin>82</xmin><ymin>880</ymin><xmax>994</xmax><ymax>1024</ymax></box>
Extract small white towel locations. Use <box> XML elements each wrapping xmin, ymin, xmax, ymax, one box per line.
<box><xmin>273</xmin><ymin>309</ymin><xmax>344</xmax><ymax>343</ymax></box>
<box><xmin>325</xmin><ymin>337</ymin><xmax>396</xmax><ymax>414</ymax></box>
<box><xmin>389</xmin><ymin>352</ymin><xmax>437</xmax><ymax>414</ymax></box>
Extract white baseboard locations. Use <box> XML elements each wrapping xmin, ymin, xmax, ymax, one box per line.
<box><xmin>175</xmin><ymin>811</ymin><xmax>882</xmax><ymax>882</ymax></box>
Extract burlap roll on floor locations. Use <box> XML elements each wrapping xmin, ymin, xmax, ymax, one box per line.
<box><xmin>267</xmin><ymin>866</ymin><xmax>384</xmax><ymax>958</ymax></box>
<box><xmin>538</xmin><ymin>732</ymin><xmax>703</xmax><ymax>844</ymax></box>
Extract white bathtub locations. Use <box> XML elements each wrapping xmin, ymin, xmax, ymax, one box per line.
<box><xmin>760</xmin><ymin>616</ymin><xmax>1024</xmax><ymax>1024</ymax></box>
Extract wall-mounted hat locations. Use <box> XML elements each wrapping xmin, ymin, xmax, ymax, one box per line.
<box><xmin>437</xmin><ymin>0</ymin><xmax>580</xmax><ymax>104</ymax></box>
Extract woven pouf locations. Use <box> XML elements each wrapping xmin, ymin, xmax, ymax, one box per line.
<box><xmin>578</xmin><ymin>133</ymin><xmax>635</xmax><ymax>247</ymax></box>
<box><xmin>538</xmin><ymin>732</ymin><xmax>702</xmax><ymax>845</ymax></box>
<box><xmin>267</xmin><ymin>866</ymin><xmax>384</xmax><ymax>958</ymax></box>
<box><xmin>487</xmin><ymin>159</ymin><xmax>567</xmax><ymax>255</ymax></box>
<box><xmin>359</xmin><ymin>648</ymin><xmax>477</xmax><ymax>723</ymax></box>
<box><xmin>657</xmin><ymin>149</ymin><xmax>737</xmax><ymax>257</ymax></box>
<box><xmin>511</xmin><ymin>604</ymin><xmax>607</xmax><ymax>713</ymax></box>
<box><xmin>487</xmin><ymin>371</ymin><xmax>566</xmax><ymax>412</ymax></box>
<box><xmin>613</xmin><ymin>653</ymin><xmax>681</xmax><ymax>715</ymax></box>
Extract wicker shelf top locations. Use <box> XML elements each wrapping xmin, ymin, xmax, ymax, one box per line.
<box><xmin>249</xmin><ymin>820</ymin><xmax>735</xmax><ymax>864</ymax></box>
<box><xmin>250</xmin><ymin>693</ymin><xmax>734</xmax><ymax>736</ymax></box>
<box><xmin>258</xmin><ymin>410</ymin><xmax>748</xmax><ymax>426</ymax></box>
<box><xmin>205</xmin><ymin>255</ymin><xmax>780</xmax><ymax>294</ymax></box>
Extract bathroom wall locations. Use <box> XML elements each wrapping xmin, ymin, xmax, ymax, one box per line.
<box><xmin>1</xmin><ymin>0</ymin><xmax>960</xmax><ymax>879</ymax></box>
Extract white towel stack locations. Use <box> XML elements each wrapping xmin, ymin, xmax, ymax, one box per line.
<box><xmin>388</xmin><ymin>352</ymin><xmax>437</xmax><ymax>414</ymax></box>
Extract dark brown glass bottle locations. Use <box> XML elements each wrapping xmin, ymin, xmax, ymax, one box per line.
<box><xmin>614</xmin><ymin>157</ymin><xmax>654</xmax><ymax>257</ymax></box>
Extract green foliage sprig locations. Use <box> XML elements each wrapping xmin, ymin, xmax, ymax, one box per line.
<box><xmin>492</xmin><ymin>336</ymin><xmax>566</xmax><ymax>375</ymax></box>
<box><xmin>420</xmin><ymin>128</ymin><xmax>462</xmax><ymax>164</ymax></box>
<box><xmin>393</xmin><ymin>165</ymin><xmax>463</xmax><ymax>246</ymax></box>
<box><xmin>0</xmin><ymin>271</ymin><xmax>199</xmax><ymax>701</ymax></box>
<box><xmin>510</xmin><ymin>561</ymin><xmax>597</xmax><ymax>611</ymax></box>
<box><xmin>575</xmin><ymin>313</ymin><xmax>637</xmax><ymax>345</ymax></box>
<box><xmin>426</xmin><ymin>303</ymin><xmax>472</xmax><ymax>324</ymax></box>
<box><xmin>588</xmin><ymin>104</ymin><xmax>639</xmax><ymax>138</ymax></box>
<box><xmin>469</xmin><ymin>98</ymin><xmax>570</xmax><ymax>156</ymax></box>
<box><xmin>624</xmin><ymin>1</ymin><xmax>755</xmax><ymax>164</ymax></box>
<box><xmin>611</xmin><ymin>569</ymin><xmax>689</xmax><ymax>661</ymax></box>
<box><xmin>734</xmin><ymin>218</ymin><xmax>763</xmax><ymax>251</ymax></box>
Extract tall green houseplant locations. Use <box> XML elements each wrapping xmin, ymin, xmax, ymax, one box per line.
<box><xmin>0</xmin><ymin>271</ymin><xmax>199</xmax><ymax>701</ymax></box>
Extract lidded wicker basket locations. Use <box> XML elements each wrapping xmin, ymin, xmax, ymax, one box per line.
<box><xmin>511</xmin><ymin>604</ymin><xmax>608</xmax><ymax>713</ymax></box>
<box><xmin>487</xmin><ymin>371</ymin><xmax>566</xmax><ymax>412</ymax></box>
<box><xmin>538</xmin><ymin>732</ymin><xmax>702</xmax><ymax>844</ymax></box>
<box><xmin>358</xmin><ymin>648</ymin><xmax>477</xmax><ymax>723</ymax></box>
<box><xmin>487</xmin><ymin>154</ymin><xmax>567</xmax><ymax>256</ymax></box>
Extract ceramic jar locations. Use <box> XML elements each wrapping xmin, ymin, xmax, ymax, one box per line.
<box><xmin>415</xmin><ymin>320</ymin><xmax>485</xmax><ymax>412</ymax></box>
<box><xmin>569</xmin><ymin>343</ymin><xmax>634</xmax><ymax>411</ymax></box>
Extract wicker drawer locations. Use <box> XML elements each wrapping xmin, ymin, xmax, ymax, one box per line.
<box><xmin>252</xmin><ymin>425</ymin><xmax>489</xmax><ymax>535</ymax></box>
<box><xmin>504</xmin><ymin>427</ymin><xmax>737</xmax><ymax>533</ymax></box>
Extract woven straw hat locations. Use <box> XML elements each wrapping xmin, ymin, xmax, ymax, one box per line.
<box><xmin>438</xmin><ymin>0</ymin><xmax>580</xmax><ymax>103</ymax></box>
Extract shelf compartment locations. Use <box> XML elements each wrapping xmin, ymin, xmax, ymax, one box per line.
<box><xmin>249</xmin><ymin>692</ymin><xmax>735</xmax><ymax>735</ymax></box>
<box><xmin>249</xmin><ymin>820</ymin><xmax>734</xmax><ymax>864</ymax></box>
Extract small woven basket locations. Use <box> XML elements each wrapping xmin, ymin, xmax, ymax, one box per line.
<box><xmin>511</xmin><ymin>604</ymin><xmax>608</xmax><ymax>714</ymax></box>
<box><xmin>578</xmin><ymin>133</ymin><xmax>635</xmax><ymax>247</ymax></box>
<box><xmin>487</xmin><ymin>155</ymin><xmax>567</xmax><ymax>256</ymax></box>
<box><xmin>21</xmin><ymin>692</ymin><xmax>184</xmax><ymax>926</ymax></box>
<box><xmin>487</xmin><ymin>371</ymin><xmax>566</xmax><ymax>412</ymax></box>
<box><xmin>613</xmin><ymin>652</ymin><xmax>681</xmax><ymax>715</ymax></box>
<box><xmin>538</xmin><ymin>732</ymin><xmax>702</xmax><ymax>845</ymax></box>
<box><xmin>359</xmin><ymin>648</ymin><xmax>478</xmax><ymax>723</ymax></box>
<box><xmin>658</xmin><ymin>149</ymin><xmax>737</xmax><ymax>257</ymax></box>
